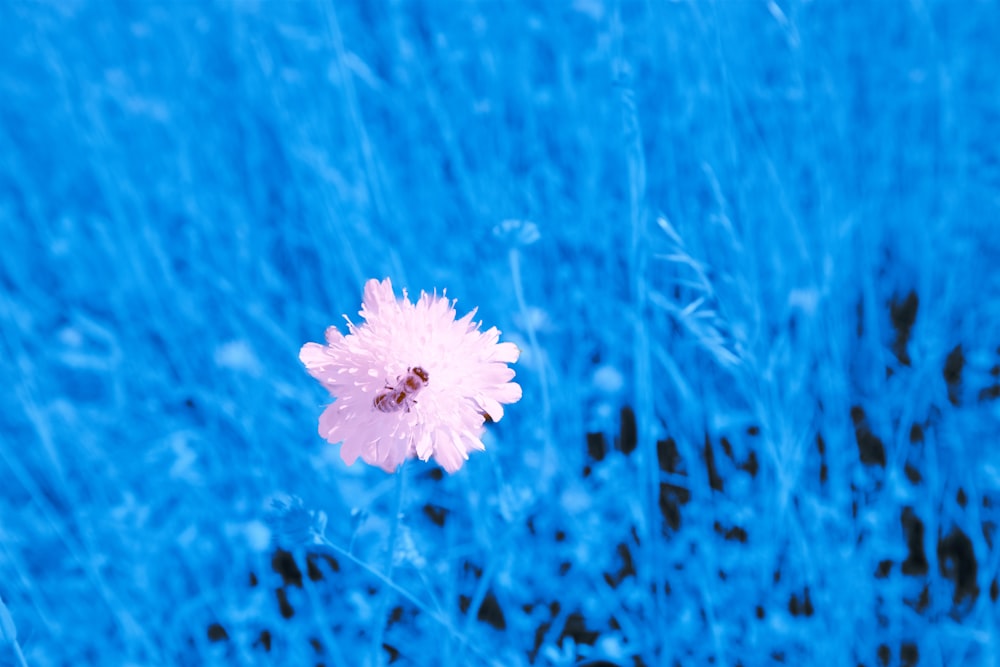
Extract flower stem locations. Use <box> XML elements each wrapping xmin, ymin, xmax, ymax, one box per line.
<box><xmin>369</xmin><ymin>461</ymin><xmax>407</xmax><ymax>667</ymax></box>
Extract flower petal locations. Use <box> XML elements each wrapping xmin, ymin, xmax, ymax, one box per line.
<box><xmin>301</xmin><ymin>278</ymin><xmax>521</xmax><ymax>473</ymax></box>
<box><xmin>433</xmin><ymin>431</ymin><xmax>470</xmax><ymax>473</ymax></box>
<box><xmin>300</xmin><ymin>343</ymin><xmax>336</xmax><ymax>381</ymax></box>
<box><xmin>492</xmin><ymin>341</ymin><xmax>521</xmax><ymax>363</ymax></box>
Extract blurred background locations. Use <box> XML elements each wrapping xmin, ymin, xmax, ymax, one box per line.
<box><xmin>1</xmin><ymin>1</ymin><xmax>999</xmax><ymax>665</ymax></box>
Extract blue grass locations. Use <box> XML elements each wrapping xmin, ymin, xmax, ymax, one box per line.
<box><xmin>2</xmin><ymin>1</ymin><xmax>999</xmax><ymax>666</ymax></box>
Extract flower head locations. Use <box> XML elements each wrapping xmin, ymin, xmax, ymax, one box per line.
<box><xmin>300</xmin><ymin>278</ymin><xmax>522</xmax><ymax>473</ymax></box>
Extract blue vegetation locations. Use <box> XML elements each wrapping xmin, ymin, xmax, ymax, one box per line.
<box><xmin>1</xmin><ymin>1</ymin><xmax>999</xmax><ymax>666</ymax></box>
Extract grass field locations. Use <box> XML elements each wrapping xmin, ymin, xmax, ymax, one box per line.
<box><xmin>2</xmin><ymin>1</ymin><xmax>999</xmax><ymax>665</ymax></box>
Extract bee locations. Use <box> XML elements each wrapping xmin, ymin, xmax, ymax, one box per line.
<box><xmin>373</xmin><ymin>366</ymin><xmax>429</xmax><ymax>413</ymax></box>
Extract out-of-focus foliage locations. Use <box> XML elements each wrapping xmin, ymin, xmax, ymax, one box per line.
<box><xmin>1</xmin><ymin>1</ymin><xmax>998</xmax><ymax>666</ymax></box>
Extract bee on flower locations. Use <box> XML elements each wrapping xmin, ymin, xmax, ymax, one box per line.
<box><xmin>299</xmin><ymin>278</ymin><xmax>522</xmax><ymax>473</ymax></box>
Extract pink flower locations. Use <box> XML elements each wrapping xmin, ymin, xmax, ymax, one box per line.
<box><xmin>300</xmin><ymin>278</ymin><xmax>522</xmax><ymax>473</ymax></box>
